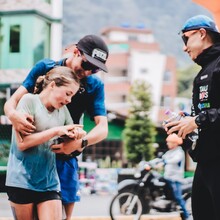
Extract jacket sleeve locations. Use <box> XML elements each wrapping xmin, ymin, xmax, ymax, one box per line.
<box><xmin>163</xmin><ymin>150</ymin><xmax>184</xmax><ymax>164</ymax></box>
<box><xmin>197</xmin><ymin>61</ymin><xmax>220</xmax><ymax>129</ymax></box>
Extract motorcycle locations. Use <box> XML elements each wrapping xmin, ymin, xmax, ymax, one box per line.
<box><xmin>109</xmin><ymin>158</ymin><xmax>193</xmax><ymax>220</ymax></box>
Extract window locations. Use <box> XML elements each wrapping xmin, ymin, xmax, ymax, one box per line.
<box><xmin>121</xmin><ymin>69</ymin><xmax>127</xmax><ymax>76</ymax></box>
<box><xmin>140</xmin><ymin>68</ymin><xmax>148</xmax><ymax>74</ymax></box>
<box><xmin>128</xmin><ymin>34</ymin><xmax>138</xmax><ymax>41</ymax></box>
<box><xmin>160</xmin><ymin>96</ymin><xmax>171</xmax><ymax>107</ymax></box>
<box><xmin>163</xmin><ymin>70</ymin><xmax>172</xmax><ymax>82</ymax></box>
<box><xmin>9</xmin><ymin>25</ymin><xmax>20</xmax><ymax>53</ymax></box>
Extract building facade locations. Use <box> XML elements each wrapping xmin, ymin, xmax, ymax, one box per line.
<box><xmin>0</xmin><ymin>0</ymin><xmax>63</xmax><ymax>118</ymax></box>
<box><xmin>101</xmin><ymin>26</ymin><xmax>177</xmax><ymax>126</ymax></box>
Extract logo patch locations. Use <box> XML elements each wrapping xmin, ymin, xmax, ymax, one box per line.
<box><xmin>198</xmin><ymin>102</ymin><xmax>210</xmax><ymax>110</ymax></box>
<box><xmin>199</xmin><ymin>85</ymin><xmax>208</xmax><ymax>101</ymax></box>
<box><xmin>200</xmin><ymin>75</ymin><xmax>208</xmax><ymax>80</ymax></box>
<box><xmin>92</xmin><ymin>49</ymin><xmax>107</xmax><ymax>61</ymax></box>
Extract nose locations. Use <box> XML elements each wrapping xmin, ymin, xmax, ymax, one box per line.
<box><xmin>183</xmin><ymin>45</ymin><xmax>187</xmax><ymax>52</ymax></box>
<box><xmin>66</xmin><ymin>96</ymin><xmax>72</xmax><ymax>104</ymax></box>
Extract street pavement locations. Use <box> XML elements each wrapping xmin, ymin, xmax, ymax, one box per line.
<box><xmin>0</xmin><ymin>193</ymin><xmax>113</xmax><ymax>217</ymax></box>
<box><xmin>0</xmin><ymin>193</ymin><xmax>114</xmax><ymax>218</ymax></box>
<box><xmin>0</xmin><ymin>193</ymin><xmax>192</xmax><ymax>220</ymax></box>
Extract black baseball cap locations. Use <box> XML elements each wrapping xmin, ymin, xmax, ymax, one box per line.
<box><xmin>77</xmin><ymin>35</ymin><xmax>109</xmax><ymax>72</ymax></box>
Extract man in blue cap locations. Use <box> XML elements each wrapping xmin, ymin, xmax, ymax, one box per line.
<box><xmin>164</xmin><ymin>15</ymin><xmax>220</xmax><ymax>220</ymax></box>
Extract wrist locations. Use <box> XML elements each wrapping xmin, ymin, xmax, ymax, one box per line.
<box><xmin>81</xmin><ymin>138</ymin><xmax>88</xmax><ymax>149</ymax></box>
<box><xmin>195</xmin><ymin>111</ymin><xmax>207</xmax><ymax>128</ymax></box>
<box><xmin>194</xmin><ymin>115</ymin><xmax>201</xmax><ymax>128</ymax></box>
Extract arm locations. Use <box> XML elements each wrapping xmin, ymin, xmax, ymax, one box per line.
<box><xmin>166</xmin><ymin>62</ymin><xmax>220</xmax><ymax>138</ymax></box>
<box><xmin>16</xmin><ymin>124</ymin><xmax>76</xmax><ymax>151</ymax></box>
<box><xmin>84</xmin><ymin>115</ymin><xmax>108</xmax><ymax>145</ymax></box>
<box><xmin>4</xmin><ymin>60</ymin><xmax>51</xmax><ymax>135</ymax></box>
<box><xmin>163</xmin><ymin>151</ymin><xmax>184</xmax><ymax>164</ymax></box>
<box><xmin>51</xmin><ymin>76</ymin><xmax>108</xmax><ymax>154</ymax></box>
<box><xmin>165</xmin><ymin>116</ymin><xmax>197</xmax><ymax>139</ymax></box>
<box><xmin>51</xmin><ymin>115</ymin><xmax>108</xmax><ymax>154</ymax></box>
<box><xmin>4</xmin><ymin>86</ymin><xmax>36</xmax><ymax>135</ymax></box>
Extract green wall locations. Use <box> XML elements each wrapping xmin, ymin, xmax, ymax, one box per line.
<box><xmin>0</xmin><ymin>14</ymin><xmax>50</xmax><ymax>69</ymax></box>
<box><xmin>83</xmin><ymin>114</ymin><xmax>124</xmax><ymax>140</ymax></box>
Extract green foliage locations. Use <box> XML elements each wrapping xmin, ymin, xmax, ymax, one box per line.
<box><xmin>177</xmin><ymin>64</ymin><xmax>201</xmax><ymax>98</ymax></box>
<box><xmin>0</xmin><ymin>141</ymin><xmax>10</xmax><ymax>165</ymax></box>
<box><xmin>123</xmin><ymin>80</ymin><xmax>157</xmax><ymax>164</ymax></box>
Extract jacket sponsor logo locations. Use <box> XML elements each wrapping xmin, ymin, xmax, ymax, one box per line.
<box><xmin>199</xmin><ymin>85</ymin><xmax>208</xmax><ymax>101</ymax></box>
<box><xmin>198</xmin><ymin>102</ymin><xmax>210</xmax><ymax>110</ymax></box>
<box><xmin>200</xmin><ymin>75</ymin><xmax>208</xmax><ymax>80</ymax></box>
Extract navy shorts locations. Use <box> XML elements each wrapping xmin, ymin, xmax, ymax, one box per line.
<box><xmin>7</xmin><ymin>186</ymin><xmax>61</xmax><ymax>204</ymax></box>
<box><xmin>56</xmin><ymin>157</ymin><xmax>80</xmax><ymax>204</ymax></box>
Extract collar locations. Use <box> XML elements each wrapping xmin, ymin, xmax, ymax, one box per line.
<box><xmin>194</xmin><ymin>43</ymin><xmax>220</xmax><ymax>67</ymax></box>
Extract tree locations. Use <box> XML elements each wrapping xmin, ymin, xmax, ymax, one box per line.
<box><xmin>177</xmin><ymin>64</ymin><xmax>201</xmax><ymax>98</ymax></box>
<box><xmin>123</xmin><ymin>80</ymin><xmax>157</xmax><ymax>164</ymax></box>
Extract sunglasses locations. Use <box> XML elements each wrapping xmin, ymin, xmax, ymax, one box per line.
<box><xmin>78</xmin><ymin>49</ymin><xmax>100</xmax><ymax>74</ymax></box>
<box><xmin>81</xmin><ymin>60</ymin><xmax>100</xmax><ymax>74</ymax></box>
<box><xmin>181</xmin><ymin>30</ymin><xmax>198</xmax><ymax>46</ymax></box>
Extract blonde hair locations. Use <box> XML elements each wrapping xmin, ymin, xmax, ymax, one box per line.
<box><xmin>34</xmin><ymin>66</ymin><xmax>79</xmax><ymax>94</ymax></box>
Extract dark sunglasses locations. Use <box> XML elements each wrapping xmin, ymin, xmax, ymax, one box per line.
<box><xmin>81</xmin><ymin>60</ymin><xmax>100</xmax><ymax>74</ymax></box>
<box><xmin>181</xmin><ymin>35</ymin><xmax>189</xmax><ymax>46</ymax></box>
<box><xmin>181</xmin><ymin>30</ymin><xmax>198</xmax><ymax>46</ymax></box>
<box><xmin>78</xmin><ymin>49</ymin><xmax>100</xmax><ymax>74</ymax></box>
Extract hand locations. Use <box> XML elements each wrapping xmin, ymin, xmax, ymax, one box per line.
<box><xmin>56</xmin><ymin>125</ymin><xmax>78</xmax><ymax>137</ymax></box>
<box><xmin>58</xmin><ymin>124</ymin><xmax>86</xmax><ymax>140</ymax></box>
<box><xmin>165</xmin><ymin>116</ymin><xmax>198</xmax><ymax>139</ymax></box>
<box><xmin>10</xmin><ymin>111</ymin><xmax>36</xmax><ymax>135</ymax></box>
<box><xmin>69</xmin><ymin>126</ymin><xmax>87</xmax><ymax>139</ymax></box>
<box><xmin>51</xmin><ymin>139</ymin><xmax>83</xmax><ymax>154</ymax></box>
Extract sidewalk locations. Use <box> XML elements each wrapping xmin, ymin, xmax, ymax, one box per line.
<box><xmin>0</xmin><ymin>214</ymin><xmax>181</xmax><ymax>220</ymax></box>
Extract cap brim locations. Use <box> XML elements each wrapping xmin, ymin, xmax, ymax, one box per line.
<box><xmin>84</xmin><ymin>53</ymin><xmax>108</xmax><ymax>72</ymax></box>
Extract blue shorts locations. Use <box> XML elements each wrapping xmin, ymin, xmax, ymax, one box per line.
<box><xmin>56</xmin><ymin>157</ymin><xmax>80</xmax><ymax>204</ymax></box>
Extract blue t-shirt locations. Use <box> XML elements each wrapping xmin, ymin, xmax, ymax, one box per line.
<box><xmin>6</xmin><ymin>94</ymin><xmax>73</xmax><ymax>191</ymax></box>
<box><xmin>22</xmin><ymin>58</ymin><xmax>106</xmax><ymax>123</ymax></box>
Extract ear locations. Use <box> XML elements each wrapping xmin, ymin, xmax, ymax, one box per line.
<box><xmin>74</xmin><ymin>47</ymin><xmax>81</xmax><ymax>57</ymax></box>
<box><xmin>199</xmin><ymin>28</ymin><xmax>207</xmax><ymax>39</ymax></box>
<box><xmin>49</xmin><ymin>81</ymin><xmax>56</xmax><ymax>89</ymax></box>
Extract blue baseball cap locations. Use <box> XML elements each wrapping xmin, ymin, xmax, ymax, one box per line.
<box><xmin>181</xmin><ymin>15</ymin><xmax>220</xmax><ymax>34</ymax></box>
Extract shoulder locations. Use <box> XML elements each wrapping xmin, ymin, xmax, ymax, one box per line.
<box><xmin>21</xmin><ymin>93</ymin><xmax>36</xmax><ymax>101</ymax></box>
<box><xmin>34</xmin><ymin>58</ymin><xmax>57</xmax><ymax>70</ymax></box>
<box><xmin>176</xmin><ymin>147</ymin><xmax>184</xmax><ymax>154</ymax></box>
<box><xmin>86</xmin><ymin>75</ymin><xmax>104</xmax><ymax>92</ymax></box>
<box><xmin>86</xmin><ymin>75</ymin><xmax>104</xmax><ymax>86</ymax></box>
<box><xmin>19</xmin><ymin>93</ymin><xmax>39</xmax><ymax>105</ymax></box>
<box><xmin>17</xmin><ymin>94</ymin><xmax>39</xmax><ymax>110</ymax></box>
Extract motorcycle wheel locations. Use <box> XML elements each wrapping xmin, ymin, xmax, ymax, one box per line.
<box><xmin>109</xmin><ymin>192</ymin><xmax>142</xmax><ymax>220</ymax></box>
<box><xmin>119</xmin><ymin>185</ymin><xmax>151</xmax><ymax>214</ymax></box>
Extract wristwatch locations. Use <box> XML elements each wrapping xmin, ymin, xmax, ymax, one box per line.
<box><xmin>81</xmin><ymin>138</ymin><xmax>88</xmax><ymax>148</ymax></box>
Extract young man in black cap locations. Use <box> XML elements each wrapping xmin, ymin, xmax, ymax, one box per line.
<box><xmin>4</xmin><ymin>35</ymin><xmax>109</xmax><ymax>219</ymax></box>
<box><xmin>164</xmin><ymin>15</ymin><xmax>220</xmax><ymax>220</ymax></box>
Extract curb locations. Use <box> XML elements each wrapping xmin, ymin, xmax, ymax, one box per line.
<box><xmin>0</xmin><ymin>214</ymin><xmax>181</xmax><ymax>220</ymax></box>
<box><xmin>71</xmin><ymin>215</ymin><xmax>181</xmax><ymax>220</ymax></box>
